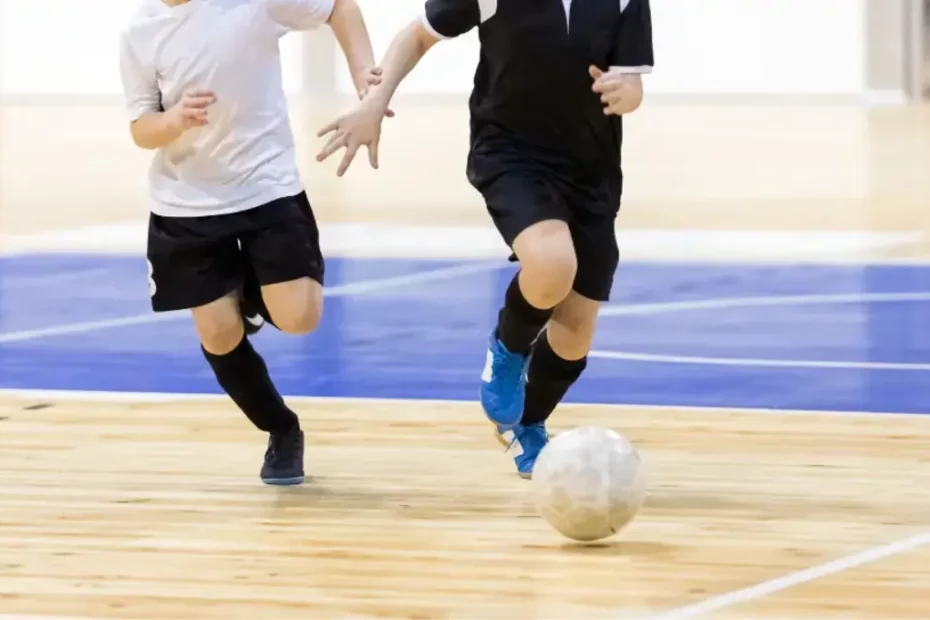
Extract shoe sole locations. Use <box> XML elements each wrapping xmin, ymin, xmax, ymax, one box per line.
<box><xmin>261</xmin><ymin>476</ymin><xmax>304</xmax><ymax>486</ymax></box>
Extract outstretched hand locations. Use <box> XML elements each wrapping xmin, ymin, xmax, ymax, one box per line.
<box><xmin>316</xmin><ymin>97</ymin><xmax>386</xmax><ymax>177</ymax></box>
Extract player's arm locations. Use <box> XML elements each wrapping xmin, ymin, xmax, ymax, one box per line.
<box><xmin>327</xmin><ymin>0</ymin><xmax>379</xmax><ymax>95</ymax></box>
<box><xmin>120</xmin><ymin>35</ymin><xmax>215</xmax><ymax>149</ymax></box>
<box><xmin>315</xmin><ymin>0</ymin><xmax>479</xmax><ymax>176</ymax></box>
<box><xmin>592</xmin><ymin>0</ymin><xmax>654</xmax><ymax>116</ymax></box>
<box><xmin>265</xmin><ymin>0</ymin><xmax>377</xmax><ymax>95</ymax></box>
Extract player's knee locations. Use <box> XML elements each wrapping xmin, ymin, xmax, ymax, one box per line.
<box><xmin>197</xmin><ymin>315</ymin><xmax>245</xmax><ymax>355</ymax></box>
<box><xmin>521</xmin><ymin>250</ymin><xmax>577</xmax><ymax>308</ymax></box>
<box><xmin>513</xmin><ymin>220</ymin><xmax>577</xmax><ymax>307</ymax></box>
<box><xmin>273</xmin><ymin>303</ymin><xmax>322</xmax><ymax>335</ymax></box>
<box><xmin>263</xmin><ymin>278</ymin><xmax>323</xmax><ymax>334</ymax></box>
<box><xmin>193</xmin><ymin>296</ymin><xmax>245</xmax><ymax>354</ymax></box>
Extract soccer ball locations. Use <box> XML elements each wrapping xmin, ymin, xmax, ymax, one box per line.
<box><xmin>532</xmin><ymin>425</ymin><xmax>645</xmax><ymax>542</ymax></box>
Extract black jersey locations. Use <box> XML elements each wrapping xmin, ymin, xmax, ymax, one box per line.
<box><xmin>423</xmin><ymin>0</ymin><xmax>653</xmax><ymax>177</ymax></box>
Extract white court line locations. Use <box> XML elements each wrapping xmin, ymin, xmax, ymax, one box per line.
<box><xmin>599</xmin><ymin>291</ymin><xmax>930</xmax><ymax>318</ymax></box>
<box><xmin>589</xmin><ymin>350</ymin><xmax>930</xmax><ymax>371</ymax></box>
<box><xmin>0</xmin><ymin>261</ymin><xmax>502</xmax><ymax>344</ymax></box>
<box><xmin>644</xmin><ymin>531</ymin><xmax>930</xmax><ymax>619</ymax></box>
<box><xmin>592</xmin><ymin>291</ymin><xmax>930</xmax><ymax>372</ymax></box>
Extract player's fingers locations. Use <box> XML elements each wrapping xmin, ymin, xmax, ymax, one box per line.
<box><xmin>368</xmin><ymin>135</ymin><xmax>380</xmax><ymax>170</ymax></box>
<box><xmin>366</xmin><ymin>74</ymin><xmax>382</xmax><ymax>85</ymax></box>
<box><xmin>336</xmin><ymin>143</ymin><xmax>360</xmax><ymax>177</ymax></box>
<box><xmin>316</xmin><ymin>119</ymin><xmax>341</xmax><ymax>138</ymax></box>
<box><xmin>589</xmin><ymin>65</ymin><xmax>604</xmax><ymax>82</ymax></box>
<box><xmin>593</xmin><ymin>75</ymin><xmax>626</xmax><ymax>94</ymax></box>
<box><xmin>316</xmin><ymin>132</ymin><xmax>347</xmax><ymax>162</ymax></box>
<box><xmin>600</xmin><ymin>89</ymin><xmax>624</xmax><ymax>104</ymax></box>
<box><xmin>185</xmin><ymin>89</ymin><xmax>216</xmax><ymax>99</ymax></box>
<box><xmin>183</xmin><ymin>108</ymin><xmax>209</xmax><ymax>121</ymax></box>
<box><xmin>370</xmin><ymin>67</ymin><xmax>383</xmax><ymax>75</ymax></box>
<box><xmin>384</xmin><ymin>107</ymin><xmax>395</xmax><ymax>118</ymax></box>
<box><xmin>185</xmin><ymin>96</ymin><xmax>216</xmax><ymax>109</ymax></box>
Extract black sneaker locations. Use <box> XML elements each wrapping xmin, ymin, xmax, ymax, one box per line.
<box><xmin>260</xmin><ymin>428</ymin><xmax>305</xmax><ymax>485</ymax></box>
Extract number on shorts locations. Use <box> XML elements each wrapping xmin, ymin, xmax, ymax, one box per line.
<box><xmin>147</xmin><ymin>260</ymin><xmax>156</xmax><ymax>297</ymax></box>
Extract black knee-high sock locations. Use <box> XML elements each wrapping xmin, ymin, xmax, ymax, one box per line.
<box><xmin>521</xmin><ymin>331</ymin><xmax>587</xmax><ymax>426</ymax></box>
<box><xmin>496</xmin><ymin>273</ymin><xmax>553</xmax><ymax>355</ymax></box>
<box><xmin>202</xmin><ymin>336</ymin><xmax>298</xmax><ymax>433</ymax></box>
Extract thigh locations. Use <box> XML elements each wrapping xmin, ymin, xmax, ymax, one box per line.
<box><xmin>147</xmin><ymin>213</ymin><xmax>243</xmax><ymax>312</ymax></box>
<box><xmin>470</xmin><ymin>153</ymin><xmax>570</xmax><ymax>248</ymax></box>
<box><xmin>238</xmin><ymin>192</ymin><xmax>325</xmax><ymax>287</ymax></box>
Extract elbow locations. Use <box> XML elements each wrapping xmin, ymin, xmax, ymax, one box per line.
<box><xmin>131</xmin><ymin>137</ymin><xmax>157</xmax><ymax>150</ymax></box>
<box><xmin>411</xmin><ymin>21</ymin><xmax>439</xmax><ymax>56</ymax></box>
<box><xmin>130</xmin><ymin>129</ymin><xmax>157</xmax><ymax>150</ymax></box>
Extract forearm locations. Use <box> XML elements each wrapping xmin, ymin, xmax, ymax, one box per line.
<box><xmin>130</xmin><ymin>112</ymin><xmax>182</xmax><ymax>150</ymax></box>
<box><xmin>327</xmin><ymin>0</ymin><xmax>376</xmax><ymax>91</ymax></box>
<box><xmin>366</xmin><ymin>20</ymin><xmax>436</xmax><ymax>109</ymax></box>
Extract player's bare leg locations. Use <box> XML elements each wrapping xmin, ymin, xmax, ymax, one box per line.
<box><xmin>260</xmin><ymin>277</ymin><xmax>324</xmax><ymax>335</ymax></box>
<box><xmin>193</xmin><ymin>293</ymin><xmax>305</xmax><ymax>486</ymax></box>
<box><xmin>497</xmin><ymin>291</ymin><xmax>598</xmax><ymax>478</ymax></box>
<box><xmin>480</xmin><ymin>219</ymin><xmax>576</xmax><ymax>429</ymax></box>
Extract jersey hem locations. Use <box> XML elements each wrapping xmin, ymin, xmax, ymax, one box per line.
<box><xmin>148</xmin><ymin>183</ymin><xmax>306</xmax><ymax>218</ymax></box>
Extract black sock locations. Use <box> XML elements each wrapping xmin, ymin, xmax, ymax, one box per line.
<box><xmin>202</xmin><ymin>336</ymin><xmax>298</xmax><ymax>433</ymax></box>
<box><xmin>495</xmin><ymin>273</ymin><xmax>553</xmax><ymax>355</ymax></box>
<box><xmin>521</xmin><ymin>331</ymin><xmax>587</xmax><ymax>426</ymax></box>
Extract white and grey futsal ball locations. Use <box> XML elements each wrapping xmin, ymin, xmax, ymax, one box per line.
<box><xmin>532</xmin><ymin>426</ymin><xmax>645</xmax><ymax>542</ymax></box>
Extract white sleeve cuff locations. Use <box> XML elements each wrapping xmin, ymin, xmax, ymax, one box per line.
<box><xmin>420</xmin><ymin>10</ymin><xmax>448</xmax><ymax>40</ymax></box>
<box><xmin>609</xmin><ymin>65</ymin><xmax>652</xmax><ymax>74</ymax></box>
<box><xmin>127</xmin><ymin>103</ymin><xmax>158</xmax><ymax>123</ymax></box>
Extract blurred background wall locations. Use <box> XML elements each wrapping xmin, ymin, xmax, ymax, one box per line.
<box><xmin>0</xmin><ymin>0</ymin><xmax>925</xmax><ymax>233</ymax></box>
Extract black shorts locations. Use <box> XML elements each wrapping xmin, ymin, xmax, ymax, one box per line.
<box><xmin>467</xmin><ymin>150</ymin><xmax>623</xmax><ymax>302</ymax></box>
<box><xmin>146</xmin><ymin>192</ymin><xmax>324</xmax><ymax>312</ymax></box>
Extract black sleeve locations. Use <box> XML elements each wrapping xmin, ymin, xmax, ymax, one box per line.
<box><xmin>611</xmin><ymin>0</ymin><xmax>654</xmax><ymax>71</ymax></box>
<box><xmin>422</xmin><ymin>0</ymin><xmax>480</xmax><ymax>39</ymax></box>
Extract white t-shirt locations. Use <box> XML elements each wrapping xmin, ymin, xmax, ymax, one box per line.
<box><xmin>119</xmin><ymin>0</ymin><xmax>334</xmax><ymax>217</ymax></box>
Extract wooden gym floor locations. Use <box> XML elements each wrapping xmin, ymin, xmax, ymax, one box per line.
<box><xmin>1</xmin><ymin>100</ymin><xmax>929</xmax><ymax>618</ymax></box>
<box><xmin>0</xmin><ymin>396</ymin><xmax>928</xmax><ymax>618</ymax></box>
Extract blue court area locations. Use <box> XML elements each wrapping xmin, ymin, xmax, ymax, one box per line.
<box><xmin>1</xmin><ymin>253</ymin><xmax>929</xmax><ymax>414</ymax></box>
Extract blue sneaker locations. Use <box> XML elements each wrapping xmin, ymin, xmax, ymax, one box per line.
<box><xmin>496</xmin><ymin>423</ymin><xmax>549</xmax><ymax>479</ymax></box>
<box><xmin>479</xmin><ymin>336</ymin><xmax>529</xmax><ymax>429</ymax></box>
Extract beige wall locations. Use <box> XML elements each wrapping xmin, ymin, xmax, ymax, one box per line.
<box><xmin>866</xmin><ymin>0</ymin><xmax>922</xmax><ymax>97</ymax></box>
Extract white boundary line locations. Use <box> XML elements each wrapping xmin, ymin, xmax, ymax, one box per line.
<box><xmin>591</xmin><ymin>291</ymin><xmax>930</xmax><ymax>372</ymax></box>
<box><xmin>589</xmin><ymin>350</ymin><xmax>930</xmax><ymax>371</ymax></box>
<box><xmin>644</xmin><ymin>531</ymin><xmax>930</xmax><ymax>619</ymax></box>
<box><xmin>598</xmin><ymin>291</ymin><xmax>930</xmax><ymax>318</ymax></box>
<box><xmin>0</xmin><ymin>261</ymin><xmax>502</xmax><ymax>344</ymax></box>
